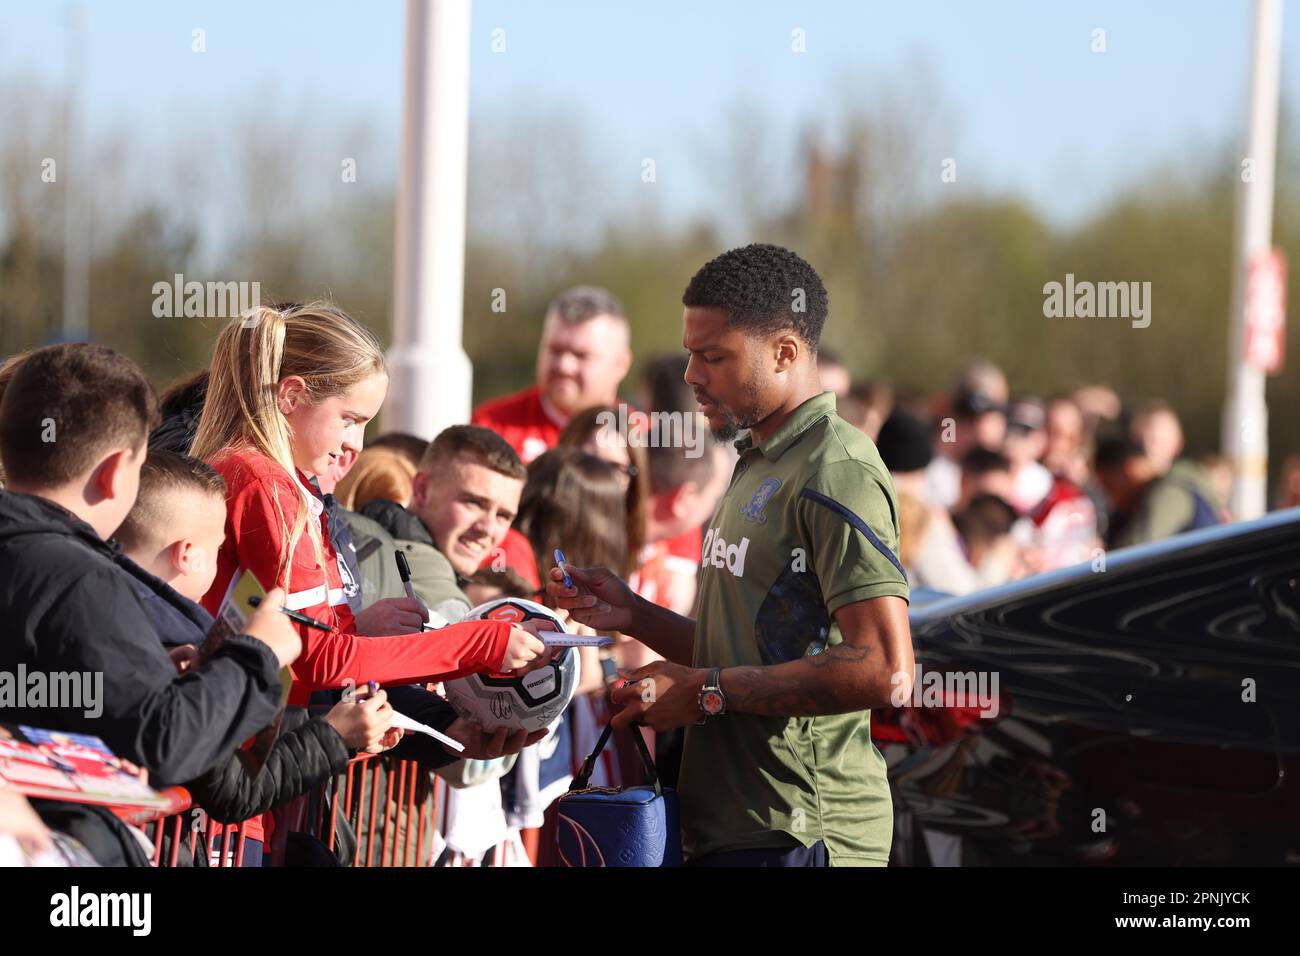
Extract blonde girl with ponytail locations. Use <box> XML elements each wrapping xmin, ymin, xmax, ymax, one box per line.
<box><xmin>193</xmin><ymin>302</ymin><xmax>547</xmax><ymax>710</ymax></box>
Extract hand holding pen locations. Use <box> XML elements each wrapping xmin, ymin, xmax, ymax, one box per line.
<box><xmin>327</xmin><ymin>680</ymin><xmax>402</xmax><ymax>753</ymax></box>
<box><xmin>394</xmin><ymin>551</ymin><xmax>449</xmax><ymax>631</ymax></box>
<box><xmin>242</xmin><ymin>588</ymin><xmax>304</xmax><ymax>668</ymax></box>
<box><xmin>546</xmin><ymin>560</ymin><xmax>639</xmax><ymax>635</ymax></box>
<box><xmin>248</xmin><ymin>593</ymin><xmax>333</xmax><ymax>632</ymax></box>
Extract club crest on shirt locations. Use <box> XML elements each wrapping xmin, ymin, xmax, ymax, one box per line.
<box><xmin>740</xmin><ymin>477</ymin><xmax>781</xmax><ymax>524</ymax></box>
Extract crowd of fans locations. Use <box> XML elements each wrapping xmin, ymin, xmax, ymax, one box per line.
<box><xmin>826</xmin><ymin>354</ymin><xmax>1264</xmax><ymax>596</ymax></box>
<box><xmin>0</xmin><ymin>285</ymin><xmax>1289</xmax><ymax>866</ymax></box>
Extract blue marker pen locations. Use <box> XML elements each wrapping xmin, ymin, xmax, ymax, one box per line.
<box><xmin>554</xmin><ymin>548</ymin><xmax>573</xmax><ymax>589</ymax></box>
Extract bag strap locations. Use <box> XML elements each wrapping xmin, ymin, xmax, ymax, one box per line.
<box><xmin>570</xmin><ymin>722</ymin><xmax>613</xmax><ymax>792</ymax></box>
<box><xmin>628</xmin><ymin>723</ymin><xmax>662</xmax><ymax>796</ymax></box>
<box><xmin>570</xmin><ymin>721</ymin><xmax>662</xmax><ymax>797</ymax></box>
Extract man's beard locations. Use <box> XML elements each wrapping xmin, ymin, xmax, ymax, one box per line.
<box><xmin>710</xmin><ymin>413</ymin><xmax>742</xmax><ymax>442</ymax></box>
<box><xmin>701</xmin><ymin>371</ymin><xmax>768</xmax><ymax>442</ymax></box>
<box><xmin>708</xmin><ymin>393</ymin><xmax>765</xmax><ymax>442</ymax></box>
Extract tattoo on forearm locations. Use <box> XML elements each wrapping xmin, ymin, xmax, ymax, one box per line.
<box><xmin>725</xmin><ymin>643</ymin><xmax>875</xmax><ymax>717</ymax></box>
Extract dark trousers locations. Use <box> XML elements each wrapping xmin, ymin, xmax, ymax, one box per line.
<box><xmin>688</xmin><ymin>839</ymin><xmax>829</xmax><ymax>867</ymax></box>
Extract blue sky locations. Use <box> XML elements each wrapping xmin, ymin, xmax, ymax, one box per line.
<box><xmin>0</xmin><ymin>0</ymin><xmax>1295</xmax><ymax>233</ymax></box>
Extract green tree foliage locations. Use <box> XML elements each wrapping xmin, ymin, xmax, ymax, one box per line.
<box><xmin>2</xmin><ymin>75</ymin><xmax>1299</xmax><ymax>489</ymax></box>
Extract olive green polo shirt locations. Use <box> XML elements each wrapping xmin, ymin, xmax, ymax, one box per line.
<box><xmin>677</xmin><ymin>391</ymin><xmax>909</xmax><ymax>865</ymax></box>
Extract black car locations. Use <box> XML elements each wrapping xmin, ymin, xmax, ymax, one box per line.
<box><xmin>879</xmin><ymin>508</ymin><xmax>1300</xmax><ymax>866</ymax></box>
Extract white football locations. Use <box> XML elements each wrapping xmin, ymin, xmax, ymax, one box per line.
<box><xmin>441</xmin><ymin>597</ymin><xmax>581</xmax><ymax>733</ymax></box>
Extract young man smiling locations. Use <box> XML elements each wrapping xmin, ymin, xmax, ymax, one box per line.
<box><xmin>363</xmin><ymin>425</ymin><xmax>527</xmax><ymax>623</ymax></box>
<box><xmin>550</xmin><ymin>244</ymin><xmax>914</xmax><ymax>867</ymax></box>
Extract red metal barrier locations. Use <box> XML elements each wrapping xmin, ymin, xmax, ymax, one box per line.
<box><xmin>119</xmin><ymin>787</ymin><xmax>251</xmax><ymax>868</ymax></box>
<box><xmin>143</xmin><ymin>755</ymin><xmax>514</xmax><ymax>867</ymax></box>
<box><xmin>139</xmin><ymin>809</ymin><xmax>249</xmax><ymax>868</ymax></box>
<box><xmin>319</xmin><ymin>755</ymin><xmax>450</xmax><ymax>867</ymax></box>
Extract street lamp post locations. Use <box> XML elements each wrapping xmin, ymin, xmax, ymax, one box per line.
<box><xmin>386</xmin><ymin>0</ymin><xmax>475</xmax><ymax>439</ymax></box>
<box><xmin>1221</xmin><ymin>0</ymin><xmax>1285</xmax><ymax>520</ymax></box>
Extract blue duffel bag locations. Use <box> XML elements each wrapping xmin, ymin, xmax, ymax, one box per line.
<box><xmin>555</xmin><ymin>722</ymin><xmax>681</xmax><ymax>867</ymax></box>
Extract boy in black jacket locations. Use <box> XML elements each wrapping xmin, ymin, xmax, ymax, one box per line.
<box><xmin>113</xmin><ymin>450</ymin><xmax>405</xmax><ymax>864</ymax></box>
<box><xmin>116</xmin><ymin>449</ymin><xmax>521</xmax><ymax>866</ymax></box>
<box><xmin>0</xmin><ymin>344</ymin><xmax>301</xmax><ymax>789</ymax></box>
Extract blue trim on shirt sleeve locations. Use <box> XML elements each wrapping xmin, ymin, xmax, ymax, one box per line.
<box><xmin>799</xmin><ymin>488</ymin><xmax>908</xmax><ymax>583</ymax></box>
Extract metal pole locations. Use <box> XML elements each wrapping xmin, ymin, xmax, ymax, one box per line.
<box><xmin>1222</xmin><ymin>0</ymin><xmax>1284</xmax><ymax>520</ymax></box>
<box><xmin>385</xmin><ymin>0</ymin><xmax>474</xmax><ymax>439</ymax></box>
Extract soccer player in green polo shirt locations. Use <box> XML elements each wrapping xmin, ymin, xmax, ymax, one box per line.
<box><xmin>549</xmin><ymin>243</ymin><xmax>914</xmax><ymax>867</ymax></box>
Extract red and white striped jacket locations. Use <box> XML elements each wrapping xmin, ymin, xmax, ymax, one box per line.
<box><xmin>201</xmin><ymin>445</ymin><xmax>512</xmax><ymax>707</ymax></box>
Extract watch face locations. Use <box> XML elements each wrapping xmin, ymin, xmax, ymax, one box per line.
<box><xmin>702</xmin><ymin>690</ymin><xmax>724</xmax><ymax>715</ymax></box>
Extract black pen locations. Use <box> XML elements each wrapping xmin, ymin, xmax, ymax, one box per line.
<box><xmin>395</xmin><ymin>550</ymin><xmax>444</xmax><ymax>630</ymax></box>
<box><xmin>247</xmin><ymin>594</ymin><xmax>333</xmax><ymax>632</ymax></box>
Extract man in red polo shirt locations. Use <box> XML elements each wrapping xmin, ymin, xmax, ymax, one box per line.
<box><xmin>472</xmin><ymin>286</ymin><xmax>632</xmax><ymax>464</ymax></box>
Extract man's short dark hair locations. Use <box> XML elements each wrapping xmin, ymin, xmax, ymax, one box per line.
<box><xmin>641</xmin><ymin>354</ymin><xmax>694</xmax><ymax>415</ymax></box>
<box><xmin>115</xmin><ymin>450</ymin><xmax>226</xmax><ymax>551</ymax></box>
<box><xmin>148</xmin><ymin>368</ymin><xmax>209</xmax><ymax>454</ymax></box>
<box><xmin>960</xmin><ymin>447</ymin><xmax>1011</xmax><ymax>477</ymax></box>
<box><xmin>646</xmin><ymin>434</ymin><xmax>717</xmax><ymax>495</ymax></box>
<box><xmin>0</xmin><ymin>343</ymin><xmax>159</xmax><ymax>488</ymax></box>
<box><xmin>1094</xmin><ymin>435</ymin><xmax>1144</xmax><ymax>473</ymax></box>
<box><xmin>547</xmin><ymin>286</ymin><xmax>627</xmax><ymax>326</ymax></box>
<box><xmin>157</xmin><ymin>369</ymin><xmax>210</xmax><ymax>420</ymax></box>
<box><xmin>422</xmin><ymin>424</ymin><xmax>526</xmax><ymax>482</ymax></box>
<box><xmin>876</xmin><ymin>408</ymin><xmax>933</xmax><ymax>474</ymax></box>
<box><xmin>954</xmin><ymin>494</ymin><xmax>1017</xmax><ymax>549</ymax></box>
<box><xmin>681</xmin><ymin>243</ymin><xmax>828</xmax><ymax>348</ymax></box>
